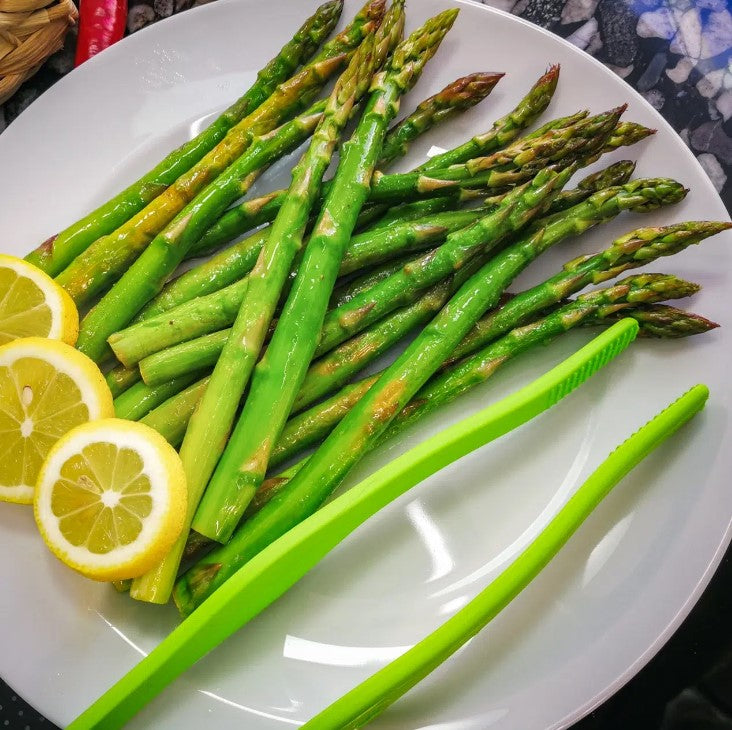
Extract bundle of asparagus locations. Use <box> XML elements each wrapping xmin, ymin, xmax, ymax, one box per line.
<box><xmin>17</xmin><ymin>0</ymin><xmax>729</xmax><ymax>614</ymax></box>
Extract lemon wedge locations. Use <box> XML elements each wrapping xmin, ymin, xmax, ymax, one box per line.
<box><xmin>0</xmin><ymin>254</ymin><xmax>78</xmax><ymax>345</ymax></box>
<box><xmin>34</xmin><ymin>419</ymin><xmax>187</xmax><ymax>581</ymax></box>
<box><xmin>0</xmin><ymin>337</ymin><xmax>114</xmax><ymax>504</ymax></box>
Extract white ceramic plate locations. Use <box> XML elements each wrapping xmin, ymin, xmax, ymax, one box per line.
<box><xmin>1</xmin><ymin>1</ymin><xmax>731</xmax><ymax>728</ymax></box>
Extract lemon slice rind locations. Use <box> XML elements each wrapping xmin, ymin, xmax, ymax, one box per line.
<box><xmin>0</xmin><ymin>255</ymin><xmax>79</xmax><ymax>345</ymax></box>
<box><xmin>34</xmin><ymin>419</ymin><xmax>186</xmax><ymax>581</ymax></box>
<box><xmin>0</xmin><ymin>337</ymin><xmax>113</xmax><ymax>503</ymax></box>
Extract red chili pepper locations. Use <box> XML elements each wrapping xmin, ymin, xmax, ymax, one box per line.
<box><xmin>74</xmin><ymin>0</ymin><xmax>128</xmax><ymax>66</ymax></box>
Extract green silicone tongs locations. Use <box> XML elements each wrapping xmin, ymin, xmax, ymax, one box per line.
<box><xmin>70</xmin><ymin>318</ymin><xmax>640</xmax><ymax>730</ymax></box>
<box><xmin>303</xmin><ymin>382</ymin><xmax>710</xmax><ymax>730</ymax></box>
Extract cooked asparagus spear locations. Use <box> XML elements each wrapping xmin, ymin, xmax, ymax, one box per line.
<box><xmin>22</xmin><ymin>0</ymin><xmax>344</xmax><ymax>276</ymax></box>
<box><xmin>56</xmin><ymin>2</ymin><xmax>384</xmax><ymax>306</ymax></box>
<box><xmin>133</xmin><ymin>206</ymin><xmax>488</xmax><ymax>331</ymax></box>
<box><xmin>313</xmin><ymin>176</ymin><xmax>685</xmax><ymax>358</ymax></box>
<box><xmin>447</xmin><ymin>219</ymin><xmax>728</xmax><ymax>364</ymax></box>
<box><xmin>140</xmin><ymin>377</ymin><xmax>210</xmax><ymax>448</ymax></box>
<box><xmin>139</xmin><ymin>228</ymin><xmax>271</xmax><ymax>319</ymax></box>
<box><xmin>189</xmin><ymin>71</ymin><xmax>506</xmax><ymax>258</ymax></box>
<box><xmin>105</xmin><ymin>362</ymin><xmax>142</xmax><ymax>398</ymax></box>
<box><xmin>418</xmin><ymin>65</ymin><xmax>561</xmax><ymax>172</ymax></box>
<box><xmin>136</xmin><ymin>160</ymin><xmax>634</xmax><ymax>329</ymax></box>
<box><xmin>583</xmin><ymin>303</ymin><xmax>720</xmax><ymax>337</ymax></box>
<box><xmin>139</xmin><ymin>220</ymin><xmax>725</xmax><ymax>475</ymax></box>
<box><xmin>172</xmin><ymin>271</ymin><xmax>699</xmax><ymax>613</ymax></box>
<box><xmin>378</xmin><ymin>71</ymin><xmax>504</xmax><ymax>166</ymax></box>
<box><xmin>126</xmin><ymin>171</ymin><xmax>666</xmax><ymax>382</ymax></box>
<box><xmin>129</xmin><ymin>13</ymin><xmax>399</xmax><ymax>606</ymax></box>
<box><xmin>192</xmin><ymin>9</ymin><xmax>461</xmax><ymax>543</ymax></box>
<box><xmin>112</xmin><ymin>371</ymin><xmax>203</xmax><ymax>421</ymax></box>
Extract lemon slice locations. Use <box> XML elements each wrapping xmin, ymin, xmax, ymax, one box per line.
<box><xmin>34</xmin><ymin>419</ymin><xmax>187</xmax><ymax>581</ymax></box>
<box><xmin>0</xmin><ymin>337</ymin><xmax>114</xmax><ymax>504</ymax></box>
<box><xmin>0</xmin><ymin>254</ymin><xmax>79</xmax><ymax>345</ymax></box>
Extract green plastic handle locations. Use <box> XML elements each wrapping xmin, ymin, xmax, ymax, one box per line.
<box><xmin>303</xmin><ymin>383</ymin><xmax>710</xmax><ymax>729</ymax></box>
<box><xmin>69</xmin><ymin>319</ymin><xmax>639</xmax><ymax>730</ymax></box>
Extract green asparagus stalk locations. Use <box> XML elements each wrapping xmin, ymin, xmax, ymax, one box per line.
<box><xmin>365</xmin><ymin>106</ymin><xmax>625</xmax><ymax>204</ymax></box>
<box><xmin>105</xmin><ymin>363</ymin><xmax>141</xmax><ymax>398</ymax></box>
<box><xmin>541</xmin><ymin>159</ymin><xmax>636</xmax><ymax>214</ymax></box>
<box><xmin>110</xmin><ymin>204</ymin><xmax>481</xmax><ymax>371</ymax></box>
<box><xmin>55</xmin><ymin>3</ymin><xmax>384</xmax><ymax>306</ymax></box>
<box><xmin>358</xmin><ymin>158</ymin><xmax>633</xmax><ymax>233</ymax></box>
<box><xmin>112</xmin><ymin>371</ymin><xmax>203</xmax><ymax>421</ymax></box>
<box><xmin>172</xmin><ymin>270</ymin><xmax>696</xmax><ymax>612</ymax></box>
<box><xmin>188</xmin><ymin>105</ymin><xmax>648</xmax><ymax>266</ymax></box>
<box><xmin>192</xmin><ymin>9</ymin><xmax>460</xmax><ymax>543</ymax></box>
<box><xmin>126</xmin><ymin>167</ymin><xmax>649</xmax><ymax>382</ymax></box>
<box><xmin>147</xmin><ymin>197</ymin><xmax>450</xmax><ymax>321</ymax></box>
<box><xmin>22</xmin><ymin>0</ymin><xmax>344</xmax><ymax>276</ymax></box>
<box><xmin>129</xmin><ymin>18</ymin><xmax>398</xmax><ymax>606</ymax></box>
<box><xmin>378</xmin><ymin>72</ymin><xmax>505</xmax><ymax>166</ymax></box>
<box><xmin>584</xmin><ymin>303</ymin><xmax>720</xmax><ymax>337</ymax></box>
<box><xmin>186</xmin><ymin>192</ymin><xmax>284</xmax><ymax>260</ymax></box>
<box><xmin>78</xmin><ymin>100</ymin><xmax>334</xmax><ymax>363</ymax></box>
<box><xmin>134</xmin><ymin>205</ymin><xmax>487</xmax><ymax>330</ymax></box>
<box><xmin>138</xmin><ymin>332</ymin><xmax>223</xmax><ymax>386</ymax></box>
<box><xmin>133</xmin><ymin>32</ymin><xmax>395</xmax><ymax>608</ymax></box>
<box><xmin>447</xmin><ymin>219</ymin><xmax>725</xmax><ymax>363</ymax></box>
<box><xmin>604</xmin><ymin>122</ymin><xmax>656</xmax><ymax>151</ymax></box>
<box><xmin>134</xmin><ymin>262</ymin><xmax>425</xmax><ymax>386</ymax></box>
<box><xmin>141</xmin><ymin>228</ymin><xmax>270</xmax><ymax>319</ymax></box>
<box><xmin>271</xmin><ymin>377</ymin><xmax>378</xmax><ymax>468</ymax></box>
<box><xmin>313</xmin><ymin>174</ymin><xmax>679</xmax><ymax>358</ymax></box>
<box><xmin>418</xmin><ymin>65</ymin><xmax>560</xmax><ymax>171</ymax></box>
<box><xmin>139</xmin><ymin>377</ymin><xmax>210</xmax><ymax>448</ymax></box>
<box><xmin>355</xmin><ymin>195</ymin><xmax>463</xmax><ymax>232</ymax></box>
<box><xmin>190</xmin><ymin>71</ymin><xmax>505</xmax><ymax>258</ymax></box>
<box><xmin>269</xmin><ymin>219</ymin><xmax>723</xmax><ymax>465</ymax></box>
<box><xmin>292</xmin><ymin>258</ymin><xmax>488</xmax><ymax>414</ymax></box>
<box><xmin>330</xmin><ymin>254</ymin><xmax>418</xmax><ymax>307</ymax></box>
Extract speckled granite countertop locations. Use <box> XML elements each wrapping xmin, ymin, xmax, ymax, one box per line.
<box><xmin>1</xmin><ymin>0</ymin><xmax>731</xmax><ymax>728</ymax></box>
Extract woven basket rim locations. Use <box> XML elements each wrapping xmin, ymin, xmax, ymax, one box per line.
<box><xmin>0</xmin><ymin>0</ymin><xmax>76</xmax><ymax>104</ymax></box>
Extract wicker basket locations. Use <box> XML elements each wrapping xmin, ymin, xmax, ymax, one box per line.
<box><xmin>0</xmin><ymin>0</ymin><xmax>78</xmax><ymax>105</ymax></box>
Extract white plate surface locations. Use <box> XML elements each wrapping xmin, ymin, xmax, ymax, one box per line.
<box><xmin>1</xmin><ymin>1</ymin><xmax>731</xmax><ymax>728</ymax></box>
